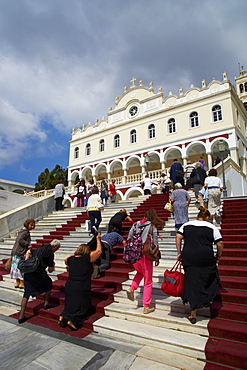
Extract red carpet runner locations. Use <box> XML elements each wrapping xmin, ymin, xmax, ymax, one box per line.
<box><xmin>204</xmin><ymin>197</ymin><xmax>247</xmax><ymax>370</ymax></box>
<box><xmin>3</xmin><ymin>194</ymin><xmax>169</xmax><ymax>339</ymax></box>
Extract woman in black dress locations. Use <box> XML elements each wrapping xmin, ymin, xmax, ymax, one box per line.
<box><xmin>18</xmin><ymin>239</ymin><xmax>61</xmax><ymax>324</ymax></box>
<box><xmin>176</xmin><ymin>206</ymin><xmax>224</xmax><ymax>324</ymax></box>
<box><xmin>108</xmin><ymin>209</ymin><xmax>133</xmax><ymax>234</ymax></box>
<box><xmin>58</xmin><ymin>233</ymin><xmax>102</xmax><ymax>330</ymax></box>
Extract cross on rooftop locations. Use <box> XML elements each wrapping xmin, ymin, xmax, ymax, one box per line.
<box><xmin>130</xmin><ymin>77</ymin><xmax>136</xmax><ymax>87</ymax></box>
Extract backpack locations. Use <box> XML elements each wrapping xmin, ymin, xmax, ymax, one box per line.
<box><xmin>175</xmin><ymin>163</ymin><xmax>184</xmax><ymax>177</ymax></box>
<box><xmin>123</xmin><ymin>222</ymin><xmax>146</xmax><ymax>264</ymax></box>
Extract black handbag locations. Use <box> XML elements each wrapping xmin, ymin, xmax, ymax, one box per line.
<box><xmin>191</xmin><ymin>169</ymin><xmax>200</xmax><ymax>185</ymax></box>
<box><xmin>18</xmin><ymin>249</ymin><xmax>41</xmax><ymax>274</ymax></box>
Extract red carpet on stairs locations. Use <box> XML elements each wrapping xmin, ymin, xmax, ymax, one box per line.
<box><xmin>8</xmin><ymin>194</ymin><xmax>170</xmax><ymax>339</ymax></box>
<box><xmin>204</xmin><ymin>197</ymin><xmax>247</xmax><ymax>370</ymax></box>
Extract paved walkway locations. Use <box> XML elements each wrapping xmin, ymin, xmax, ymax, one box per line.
<box><xmin>0</xmin><ymin>311</ymin><xmax>204</xmax><ymax>370</ymax></box>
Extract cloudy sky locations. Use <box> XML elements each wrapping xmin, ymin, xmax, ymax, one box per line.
<box><xmin>0</xmin><ymin>0</ymin><xmax>246</xmax><ymax>186</ymax></box>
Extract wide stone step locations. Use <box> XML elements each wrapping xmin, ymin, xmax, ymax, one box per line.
<box><xmin>93</xmin><ymin>316</ymin><xmax>207</xmax><ymax>359</ymax></box>
<box><xmin>103</xmin><ymin>301</ymin><xmax>208</xmax><ymax>336</ymax></box>
<box><xmin>0</xmin><ymin>287</ymin><xmax>25</xmax><ymax>308</ymax></box>
<box><xmin>113</xmin><ymin>289</ymin><xmax>211</xmax><ymax>317</ymax></box>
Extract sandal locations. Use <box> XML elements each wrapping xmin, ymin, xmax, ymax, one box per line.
<box><xmin>58</xmin><ymin>316</ymin><xmax>66</xmax><ymax>327</ymax></box>
<box><xmin>67</xmin><ymin>321</ymin><xmax>77</xmax><ymax>330</ymax></box>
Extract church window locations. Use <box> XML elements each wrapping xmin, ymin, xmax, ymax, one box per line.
<box><xmin>245</xmin><ymin>82</ymin><xmax>247</xmax><ymax>92</ymax></box>
<box><xmin>130</xmin><ymin>130</ymin><xmax>137</xmax><ymax>143</ymax></box>
<box><xmin>86</xmin><ymin>143</ymin><xmax>91</xmax><ymax>156</ymax></box>
<box><xmin>168</xmin><ymin>118</ymin><xmax>176</xmax><ymax>134</ymax></box>
<box><xmin>240</xmin><ymin>84</ymin><xmax>244</xmax><ymax>93</ymax></box>
<box><xmin>129</xmin><ymin>105</ymin><xmax>138</xmax><ymax>117</ymax></box>
<box><xmin>190</xmin><ymin>112</ymin><xmax>199</xmax><ymax>128</ymax></box>
<box><xmin>212</xmin><ymin>105</ymin><xmax>222</xmax><ymax>122</ymax></box>
<box><xmin>99</xmin><ymin>139</ymin><xmax>105</xmax><ymax>152</ymax></box>
<box><xmin>74</xmin><ymin>147</ymin><xmax>79</xmax><ymax>159</ymax></box>
<box><xmin>148</xmin><ymin>124</ymin><xmax>155</xmax><ymax>139</ymax></box>
<box><xmin>114</xmin><ymin>134</ymin><xmax>120</xmax><ymax>148</ymax></box>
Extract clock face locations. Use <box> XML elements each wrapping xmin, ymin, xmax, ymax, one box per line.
<box><xmin>129</xmin><ymin>106</ymin><xmax>138</xmax><ymax>117</ymax></box>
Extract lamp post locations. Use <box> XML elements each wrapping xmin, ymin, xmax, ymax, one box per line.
<box><xmin>218</xmin><ymin>140</ymin><xmax>227</xmax><ymax>197</ymax></box>
<box><xmin>145</xmin><ymin>154</ymin><xmax>150</xmax><ymax>175</ymax></box>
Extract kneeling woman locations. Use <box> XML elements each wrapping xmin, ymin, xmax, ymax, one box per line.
<box><xmin>18</xmin><ymin>239</ymin><xmax>61</xmax><ymax>324</ymax></box>
<box><xmin>176</xmin><ymin>206</ymin><xmax>224</xmax><ymax>324</ymax></box>
<box><xmin>58</xmin><ymin>233</ymin><xmax>102</xmax><ymax>330</ymax></box>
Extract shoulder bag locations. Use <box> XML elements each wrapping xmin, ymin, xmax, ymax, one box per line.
<box><xmin>18</xmin><ymin>249</ymin><xmax>41</xmax><ymax>274</ymax></box>
<box><xmin>97</xmin><ymin>202</ymin><xmax>104</xmax><ymax>211</ymax></box>
<box><xmin>142</xmin><ymin>226</ymin><xmax>161</xmax><ymax>262</ymax></box>
<box><xmin>191</xmin><ymin>169</ymin><xmax>200</xmax><ymax>185</ymax></box>
<box><xmin>164</xmin><ymin>201</ymin><xmax>174</xmax><ymax>212</ymax></box>
<box><xmin>5</xmin><ymin>257</ymin><xmax>12</xmax><ymax>270</ymax></box>
<box><xmin>175</xmin><ymin>163</ymin><xmax>184</xmax><ymax>177</ymax></box>
<box><xmin>161</xmin><ymin>259</ymin><xmax>184</xmax><ymax>297</ymax></box>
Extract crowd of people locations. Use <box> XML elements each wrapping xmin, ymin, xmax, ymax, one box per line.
<box><xmin>12</xmin><ymin>156</ymin><xmax>224</xmax><ymax>329</ymax></box>
<box><xmin>54</xmin><ymin>178</ymin><xmax>117</xmax><ymax>211</ymax></box>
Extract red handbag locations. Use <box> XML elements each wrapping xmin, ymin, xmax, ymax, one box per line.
<box><xmin>161</xmin><ymin>259</ymin><xmax>184</xmax><ymax>297</ymax></box>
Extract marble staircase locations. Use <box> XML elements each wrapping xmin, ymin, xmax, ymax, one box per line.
<box><xmin>0</xmin><ymin>192</ymin><xmax>209</xmax><ymax>369</ymax></box>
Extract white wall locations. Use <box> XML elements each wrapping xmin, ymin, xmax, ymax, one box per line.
<box><xmin>0</xmin><ymin>190</ymin><xmax>36</xmax><ymax>214</ymax></box>
<box><xmin>0</xmin><ymin>194</ymin><xmax>55</xmax><ymax>238</ymax></box>
<box><xmin>226</xmin><ymin>168</ymin><xmax>247</xmax><ymax>197</ymax></box>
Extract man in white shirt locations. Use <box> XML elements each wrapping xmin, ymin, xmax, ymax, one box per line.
<box><xmin>142</xmin><ymin>175</ymin><xmax>157</xmax><ymax>195</ymax></box>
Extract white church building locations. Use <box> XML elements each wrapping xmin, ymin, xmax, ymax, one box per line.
<box><xmin>67</xmin><ymin>70</ymin><xmax>247</xmax><ymax>200</ymax></box>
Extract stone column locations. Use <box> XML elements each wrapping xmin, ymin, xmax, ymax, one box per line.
<box><xmin>161</xmin><ymin>161</ymin><xmax>166</xmax><ymax>171</ymax></box>
<box><xmin>240</xmin><ymin>157</ymin><xmax>247</xmax><ymax>175</ymax></box>
<box><xmin>207</xmin><ymin>153</ymin><xmax>212</xmax><ymax>170</ymax></box>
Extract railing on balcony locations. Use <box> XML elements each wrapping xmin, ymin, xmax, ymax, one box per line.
<box><xmin>27</xmin><ymin>169</ymin><xmax>165</xmax><ymax>198</ymax></box>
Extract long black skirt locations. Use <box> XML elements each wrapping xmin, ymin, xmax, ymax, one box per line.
<box><xmin>24</xmin><ymin>270</ymin><xmax>52</xmax><ymax>299</ymax></box>
<box><xmin>61</xmin><ymin>281</ymin><xmax>92</xmax><ymax>327</ymax></box>
<box><xmin>182</xmin><ymin>265</ymin><xmax>220</xmax><ymax>311</ymax></box>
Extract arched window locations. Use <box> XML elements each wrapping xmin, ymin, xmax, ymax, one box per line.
<box><xmin>114</xmin><ymin>134</ymin><xmax>120</xmax><ymax>148</ymax></box>
<box><xmin>245</xmin><ymin>82</ymin><xmax>247</xmax><ymax>92</ymax></box>
<box><xmin>86</xmin><ymin>143</ymin><xmax>91</xmax><ymax>156</ymax></box>
<box><xmin>148</xmin><ymin>124</ymin><xmax>155</xmax><ymax>139</ymax></box>
<box><xmin>130</xmin><ymin>129</ymin><xmax>137</xmax><ymax>144</ymax></box>
<box><xmin>99</xmin><ymin>139</ymin><xmax>105</xmax><ymax>152</ymax></box>
<box><xmin>168</xmin><ymin>118</ymin><xmax>176</xmax><ymax>134</ymax></box>
<box><xmin>212</xmin><ymin>105</ymin><xmax>222</xmax><ymax>122</ymax></box>
<box><xmin>74</xmin><ymin>147</ymin><xmax>79</xmax><ymax>159</ymax></box>
<box><xmin>240</xmin><ymin>84</ymin><xmax>244</xmax><ymax>93</ymax></box>
<box><xmin>190</xmin><ymin>112</ymin><xmax>199</xmax><ymax>128</ymax></box>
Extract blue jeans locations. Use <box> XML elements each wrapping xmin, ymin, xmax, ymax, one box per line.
<box><xmin>88</xmin><ymin>211</ymin><xmax>102</xmax><ymax>234</ymax></box>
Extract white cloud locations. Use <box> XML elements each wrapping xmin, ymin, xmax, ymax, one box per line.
<box><xmin>0</xmin><ymin>0</ymin><xmax>247</xmax><ymax>181</ymax></box>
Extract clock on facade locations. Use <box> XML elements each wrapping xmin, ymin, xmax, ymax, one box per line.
<box><xmin>129</xmin><ymin>106</ymin><xmax>138</xmax><ymax>117</ymax></box>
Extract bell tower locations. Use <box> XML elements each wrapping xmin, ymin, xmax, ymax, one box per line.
<box><xmin>235</xmin><ymin>66</ymin><xmax>247</xmax><ymax>110</ymax></box>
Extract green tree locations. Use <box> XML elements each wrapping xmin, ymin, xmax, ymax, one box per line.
<box><xmin>35</xmin><ymin>165</ymin><xmax>68</xmax><ymax>191</ymax></box>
